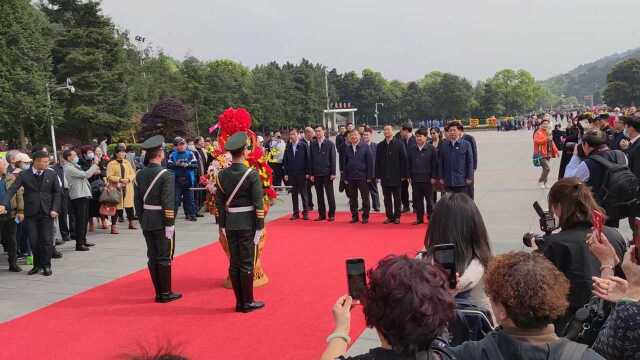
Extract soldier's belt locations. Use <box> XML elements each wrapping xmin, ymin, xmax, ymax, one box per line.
<box><xmin>143</xmin><ymin>205</ymin><xmax>162</xmax><ymax>210</ymax></box>
<box><xmin>226</xmin><ymin>206</ymin><xmax>255</xmax><ymax>213</ymax></box>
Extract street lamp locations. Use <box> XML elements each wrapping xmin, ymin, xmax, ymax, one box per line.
<box><xmin>375</xmin><ymin>102</ymin><xmax>384</xmax><ymax>128</ymax></box>
<box><xmin>46</xmin><ymin>78</ymin><xmax>76</xmax><ymax>163</ymax></box>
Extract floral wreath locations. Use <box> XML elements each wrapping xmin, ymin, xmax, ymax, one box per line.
<box><xmin>206</xmin><ymin>107</ymin><xmax>277</xmax><ymax>200</ymax></box>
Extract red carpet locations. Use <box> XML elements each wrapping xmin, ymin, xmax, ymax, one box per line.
<box><xmin>0</xmin><ymin>212</ymin><xmax>426</xmax><ymax>360</ymax></box>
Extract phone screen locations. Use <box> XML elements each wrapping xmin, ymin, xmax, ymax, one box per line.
<box><xmin>346</xmin><ymin>259</ymin><xmax>366</xmax><ymax>301</ymax></box>
<box><xmin>432</xmin><ymin>244</ymin><xmax>457</xmax><ymax>289</ymax></box>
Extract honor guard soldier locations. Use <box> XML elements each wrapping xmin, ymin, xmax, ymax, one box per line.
<box><xmin>134</xmin><ymin>135</ymin><xmax>182</xmax><ymax>303</ymax></box>
<box><xmin>215</xmin><ymin>132</ymin><xmax>266</xmax><ymax>313</ymax></box>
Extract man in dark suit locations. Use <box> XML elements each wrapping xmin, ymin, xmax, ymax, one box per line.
<box><xmin>52</xmin><ymin>157</ymin><xmax>72</xmax><ymax>243</ymax></box>
<box><xmin>461</xmin><ymin>128</ymin><xmax>478</xmax><ymax>199</ymax></box>
<box><xmin>302</xmin><ymin>127</ymin><xmax>316</xmax><ymax>211</ymax></box>
<box><xmin>398</xmin><ymin>124</ymin><xmax>416</xmax><ymax>212</ymax></box>
<box><xmin>1</xmin><ymin>151</ymin><xmax>61</xmax><ymax>276</ymax></box>
<box><xmin>376</xmin><ymin>125</ymin><xmax>408</xmax><ymax>224</ymax></box>
<box><xmin>309</xmin><ymin>126</ymin><xmax>336</xmax><ymax>222</ymax></box>
<box><xmin>282</xmin><ymin>128</ymin><xmax>310</xmax><ymax>220</ymax></box>
<box><xmin>439</xmin><ymin>121</ymin><xmax>474</xmax><ymax>197</ymax></box>
<box><xmin>342</xmin><ymin>130</ymin><xmax>374</xmax><ymax>224</ymax></box>
<box><xmin>362</xmin><ymin>129</ymin><xmax>380</xmax><ymax>212</ymax></box>
<box><xmin>624</xmin><ymin>116</ymin><xmax>640</xmax><ymax>178</ymax></box>
<box><xmin>407</xmin><ymin>128</ymin><xmax>438</xmax><ymax>224</ymax></box>
<box><xmin>193</xmin><ymin>136</ymin><xmax>211</xmax><ymax>217</ymax></box>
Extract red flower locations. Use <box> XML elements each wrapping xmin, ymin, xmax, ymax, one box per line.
<box><xmin>218</xmin><ymin>107</ymin><xmax>252</xmax><ymax>137</ymax></box>
<box><xmin>265</xmin><ymin>187</ymin><xmax>277</xmax><ymax>199</ymax></box>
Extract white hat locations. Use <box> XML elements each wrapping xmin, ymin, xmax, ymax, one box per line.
<box><xmin>14</xmin><ymin>153</ymin><xmax>32</xmax><ymax>163</ymax></box>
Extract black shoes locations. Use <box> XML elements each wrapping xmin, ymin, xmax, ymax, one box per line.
<box><xmin>328</xmin><ymin>216</ymin><xmax>335</xmax><ymax>222</ymax></box>
<box><xmin>383</xmin><ymin>218</ymin><xmax>393</xmax><ymax>224</ymax></box>
<box><xmin>350</xmin><ymin>217</ymin><xmax>359</xmax><ymax>224</ymax></box>
<box><xmin>52</xmin><ymin>250</ymin><xmax>63</xmax><ymax>259</ymax></box>
<box><xmin>302</xmin><ymin>213</ymin><xmax>309</xmax><ymax>220</ymax></box>
<box><xmin>238</xmin><ymin>273</ymin><xmax>264</xmax><ymax>313</ymax></box>
<box><xmin>393</xmin><ymin>219</ymin><xmax>401</xmax><ymax>224</ymax></box>
<box><xmin>290</xmin><ymin>213</ymin><xmax>300</xmax><ymax>220</ymax></box>
<box><xmin>313</xmin><ymin>217</ymin><xmax>326</xmax><ymax>221</ymax></box>
<box><xmin>361</xmin><ymin>218</ymin><xmax>369</xmax><ymax>224</ymax></box>
<box><xmin>402</xmin><ymin>207</ymin><xmax>410</xmax><ymax>213</ymax></box>
<box><xmin>187</xmin><ymin>216</ymin><xmax>197</xmax><ymax>222</ymax></box>
<box><xmin>9</xmin><ymin>263</ymin><xmax>22</xmax><ymax>272</ymax></box>
<box><xmin>76</xmin><ymin>245</ymin><xmax>90</xmax><ymax>251</ymax></box>
<box><xmin>155</xmin><ymin>264</ymin><xmax>182</xmax><ymax>303</ymax></box>
<box><xmin>55</xmin><ymin>238</ymin><xmax>64</xmax><ymax>245</ymax></box>
<box><xmin>28</xmin><ymin>267</ymin><xmax>41</xmax><ymax>275</ymax></box>
<box><xmin>412</xmin><ymin>220</ymin><xmax>424</xmax><ymax>225</ymax></box>
<box><xmin>374</xmin><ymin>208</ymin><xmax>381</xmax><ymax>212</ymax></box>
<box><xmin>85</xmin><ymin>242</ymin><xmax>95</xmax><ymax>247</ymax></box>
<box><xmin>196</xmin><ymin>213</ymin><xmax>204</xmax><ymax>218</ymax></box>
<box><xmin>42</xmin><ymin>266</ymin><xmax>52</xmax><ymax>276</ymax></box>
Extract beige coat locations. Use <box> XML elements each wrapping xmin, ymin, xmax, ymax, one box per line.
<box><xmin>106</xmin><ymin>160</ymin><xmax>136</xmax><ymax>209</ymax></box>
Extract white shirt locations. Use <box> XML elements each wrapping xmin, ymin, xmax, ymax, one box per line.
<box><xmin>32</xmin><ymin>167</ymin><xmax>43</xmax><ymax>176</ymax></box>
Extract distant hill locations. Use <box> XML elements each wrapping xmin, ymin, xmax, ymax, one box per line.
<box><xmin>541</xmin><ymin>47</ymin><xmax>640</xmax><ymax>104</ymax></box>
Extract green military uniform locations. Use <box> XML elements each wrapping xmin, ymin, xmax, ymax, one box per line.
<box><xmin>215</xmin><ymin>132</ymin><xmax>266</xmax><ymax>312</ymax></box>
<box><xmin>134</xmin><ymin>135</ymin><xmax>181</xmax><ymax>303</ymax></box>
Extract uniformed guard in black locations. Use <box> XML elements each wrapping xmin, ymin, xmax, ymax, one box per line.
<box><xmin>215</xmin><ymin>131</ymin><xmax>266</xmax><ymax>313</ymax></box>
<box><xmin>134</xmin><ymin>135</ymin><xmax>181</xmax><ymax>303</ymax></box>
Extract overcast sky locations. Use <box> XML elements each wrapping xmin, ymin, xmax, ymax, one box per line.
<box><xmin>100</xmin><ymin>0</ymin><xmax>640</xmax><ymax>82</ymax></box>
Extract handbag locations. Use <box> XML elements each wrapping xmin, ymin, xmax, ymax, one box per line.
<box><xmin>561</xmin><ymin>297</ymin><xmax>611</xmax><ymax>346</ymax></box>
<box><xmin>99</xmin><ymin>203</ymin><xmax>117</xmax><ymax>216</ymax></box>
<box><xmin>532</xmin><ymin>153</ymin><xmax>542</xmax><ymax>167</ymax></box>
<box><xmin>99</xmin><ymin>184</ymin><xmax>122</xmax><ymax>204</ymax></box>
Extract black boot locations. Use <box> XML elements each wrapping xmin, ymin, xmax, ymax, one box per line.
<box><xmin>148</xmin><ymin>264</ymin><xmax>160</xmax><ymax>300</ymax></box>
<box><xmin>239</xmin><ymin>272</ymin><xmax>264</xmax><ymax>313</ymax></box>
<box><xmin>156</xmin><ymin>264</ymin><xmax>182</xmax><ymax>303</ymax></box>
<box><xmin>8</xmin><ymin>256</ymin><xmax>22</xmax><ymax>272</ymax></box>
<box><xmin>230</xmin><ymin>272</ymin><xmax>243</xmax><ymax>312</ymax></box>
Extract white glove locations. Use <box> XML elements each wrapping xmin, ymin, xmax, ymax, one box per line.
<box><xmin>253</xmin><ymin>229</ymin><xmax>263</xmax><ymax>245</ymax></box>
<box><xmin>165</xmin><ymin>226</ymin><xmax>175</xmax><ymax>239</ymax></box>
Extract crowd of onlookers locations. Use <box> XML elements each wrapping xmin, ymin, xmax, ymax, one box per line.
<box><xmin>0</xmin><ymin>136</ymin><xmax>215</xmax><ymax>275</ymax></box>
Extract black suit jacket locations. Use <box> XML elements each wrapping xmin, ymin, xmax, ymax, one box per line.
<box><xmin>282</xmin><ymin>141</ymin><xmax>310</xmax><ymax>176</ymax></box>
<box><xmin>342</xmin><ymin>142</ymin><xmax>374</xmax><ymax>181</ymax></box>
<box><xmin>309</xmin><ymin>139</ymin><xmax>336</xmax><ymax>177</ymax></box>
<box><xmin>375</xmin><ymin>138</ymin><xmax>408</xmax><ymax>187</ymax></box>
<box><xmin>4</xmin><ymin>168</ymin><xmax>61</xmax><ymax>217</ymax></box>
<box><xmin>627</xmin><ymin>139</ymin><xmax>640</xmax><ymax>179</ymax></box>
<box><xmin>462</xmin><ymin>134</ymin><xmax>478</xmax><ymax>170</ymax></box>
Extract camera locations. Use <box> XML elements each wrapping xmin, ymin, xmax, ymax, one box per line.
<box><xmin>522</xmin><ymin>201</ymin><xmax>558</xmax><ymax>248</ymax></box>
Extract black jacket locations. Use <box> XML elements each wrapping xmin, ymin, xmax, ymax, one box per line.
<box><xmin>407</xmin><ymin>143</ymin><xmax>438</xmax><ymax>182</ymax></box>
<box><xmin>282</xmin><ymin>141</ymin><xmax>310</xmax><ymax>176</ymax></box>
<box><xmin>462</xmin><ymin>133</ymin><xmax>478</xmax><ymax>170</ymax></box>
<box><xmin>4</xmin><ymin>168</ymin><xmax>62</xmax><ymax>217</ymax></box>
<box><xmin>541</xmin><ymin>224</ymin><xmax>626</xmax><ymax>315</ymax></box>
<box><xmin>309</xmin><ymin>138</ymin><xmax>336</xmax><ymax>177</ymax></box>
<box><xmin>342</xmin><ymin>142</ymin><xmax>374</xmax><ymax>181</ymax></box>
<box><xmin>627</xmin><ymin>138</ymin><xmax>640</xmax><ymax>179</ymax></box>
<box><xmin>450</xmin><ymin>328</ymin><xmax>604</xmax><ymax>360</ymax></box>
<box><xmin>376</xmin><ymin>138</ymin><xmax>408</xmax><ymax>187</ymax></box>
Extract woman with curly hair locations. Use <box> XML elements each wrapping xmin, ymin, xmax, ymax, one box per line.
<box><xmin>449</xmin><ymin>251</ymin><xmax>605</xmax><ymax>360</ymax></box>
<box><xmin>320</xmin><ymin>255</ymin><xmax>456</xmax><ymax>360</ymax></box>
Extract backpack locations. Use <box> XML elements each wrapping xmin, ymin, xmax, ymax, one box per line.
<box><xmin>590</xmin><ymin>151</ymin><xmax>640</xmax><ymax>220</ymax></box>
<box><xmin>447</xmin><ymin>297</ymin><xmax>495</xmax><ymax>346</ymax></box>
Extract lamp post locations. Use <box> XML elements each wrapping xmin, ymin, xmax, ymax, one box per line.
<box><xmin>375</xmin><ymin>102</ymin><xmax>384</xmax><ymax>128</ymax></box>
<box><xmin>46</xmin><ymin>78</ymin><xmax>75</xmax><ymax>163</ymax></box>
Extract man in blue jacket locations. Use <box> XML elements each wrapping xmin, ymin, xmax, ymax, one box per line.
<box><xmin>168</xmin><ymin>137</ymin><xmax>198</xmax><ymax>221</ymax></box>
<box><xmin>341</xmin><ymin>130</ymin><xmax>374</xmax><ymax>224</ymax></box>
<box><xmin>283</xmin><ymin>128</ymin><xmax>310</xmax><ymax>220</ymax></box>
<box><xmin>309</xmin><ymin>126</ymin><xmax>336</xmax><ymax>221</ymax></box>
<box><xmin>438</xmin><ymin>121</ymin><xmax>474</xmax><ymax>198</ymax></box>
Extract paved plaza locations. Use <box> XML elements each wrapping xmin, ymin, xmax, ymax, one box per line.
<box><xmin>0</xmin><ymin>130</ymin><xmax>633</xmax><ymax>355</ymax></box>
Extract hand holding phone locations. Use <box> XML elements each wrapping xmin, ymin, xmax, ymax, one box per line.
<box><xmin>432</xmin><ymin>244</ymin><xmax>457</xmax><ymax>289</ymax></box>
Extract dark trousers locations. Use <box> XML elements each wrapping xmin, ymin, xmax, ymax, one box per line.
<box><xmin>0</xmin><ymin>219</ymin><xmax>17</xmax><ymax>265</ymax></box>
<box><xmin>24</xmin><ymin>215</ymin><xmax>54</xmax><ymax>268</ymax></box>
<box><xmin>175</xmin><ymin>176</ymin><xmax>196</xmax><ymax>217</ymax></box>
<box><xmin>112</xmin><ymin>207</ymin><xmax>134</xmax><ymax>224</ymax></box>
<box><xmin>227</xmin><ymin>229</ymin><xmax>256</xmax><ymax>276</ymax></box>
<box><xmin>346</xmin><ymin>180</ymin><xmax>370</xmax><ymax>219</ymax></box>
<box><xmin>401</xmin><ymin>179</ymin><xmax>411</xmax><ymax>209</ymax></box>
<box><xmin>314</xmin><ymin>176</ymin><xmax>336</xmax><ymax>218</ymax></box>
<box><xmin>194</xmin><ymin>188</ymin><xmax>205</xmax><ymax>213</ymax></box>
<box><xmin>143</xmin><ymin>229</ymin><xmax>174</xmax><ymax>267</ymax></box>
<box><xmin>59</xmin><ymin>190</ymin><xmax>71</xmax><ymax>240</ymax></box>
<box><xmin>71</xmin><ymin>198</ymin><xmax>90</xmax><ymax>245</ymax></box>
<box><xmin>288</xmin><ymin>174</ymin><xmax>309</xmax><ymax>215</ymax></box>
<box><xmin>269</xmin><ymin>162</ymin><xmax>284</xmax><ymax>187</ymax></box>
<box><xmin>368</xmin><ymin>181</ymin><xmax>380</xmax><ymax>210</ymax></box>
<box><xmin>382</xmin><ymin>185</ymin><xmax>402</xmax><ymax>220</ymax></box>
<box><xmin>306</xmin><ymin>179</ymin><xmax>314</xmax><ymax>209</ymax></box>
<box><xmin>412</xmin><ymin>182</ymin><xmax>433</xmax><ymax>221</ymax></box>
<box><xmin>447</xmin><ymin>185</ymin><xmax>471</xmax><ymax>198</ymax></box>
<box><xmin>17</xmin><ymin>223</ymin><xmax>31</xmax><ymax>256</ymax></box>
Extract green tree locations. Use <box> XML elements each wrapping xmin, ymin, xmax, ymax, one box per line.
<box><xmin>488</xmin><ymin>69</ymin><xmax>539</xmax><ymax>115</ymax></box>
<box><xmin>42</xmin><ymin>0</ymin><xmax>132</xmax><ymax>141</ymax></box>
<box><xmin>0</xmin><ymin>0</ymin><xmax>52</xmax><ymax>147</ymax></box>
<box><xmin>423</xmin><ymin>73</ymin><xmax>472</xmax><ymax>119</ymax></box>
<box><xmin>603</xmin><ymin>58</ymin><xmax>640</xmax><ymax>106</ymax></box>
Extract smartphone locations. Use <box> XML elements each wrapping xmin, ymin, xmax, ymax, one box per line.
<box><xmin>432</xmin><ymin>244</ymin><xmax>457</xmax><ymax>289</ymax></box>
<box><xmin>592</xmin><ymin>210</ymin><xmax>604</xmax><ymax>241</ymax></box>
<box><xmin>346</xmin><ymin>258</ymin><xmax>366</xmax><ymax>301</ymax></box>
<box><xmin>634</xmin><ymin>218</ymin><xmax>640</xmax><ymax>264</ymax></box>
